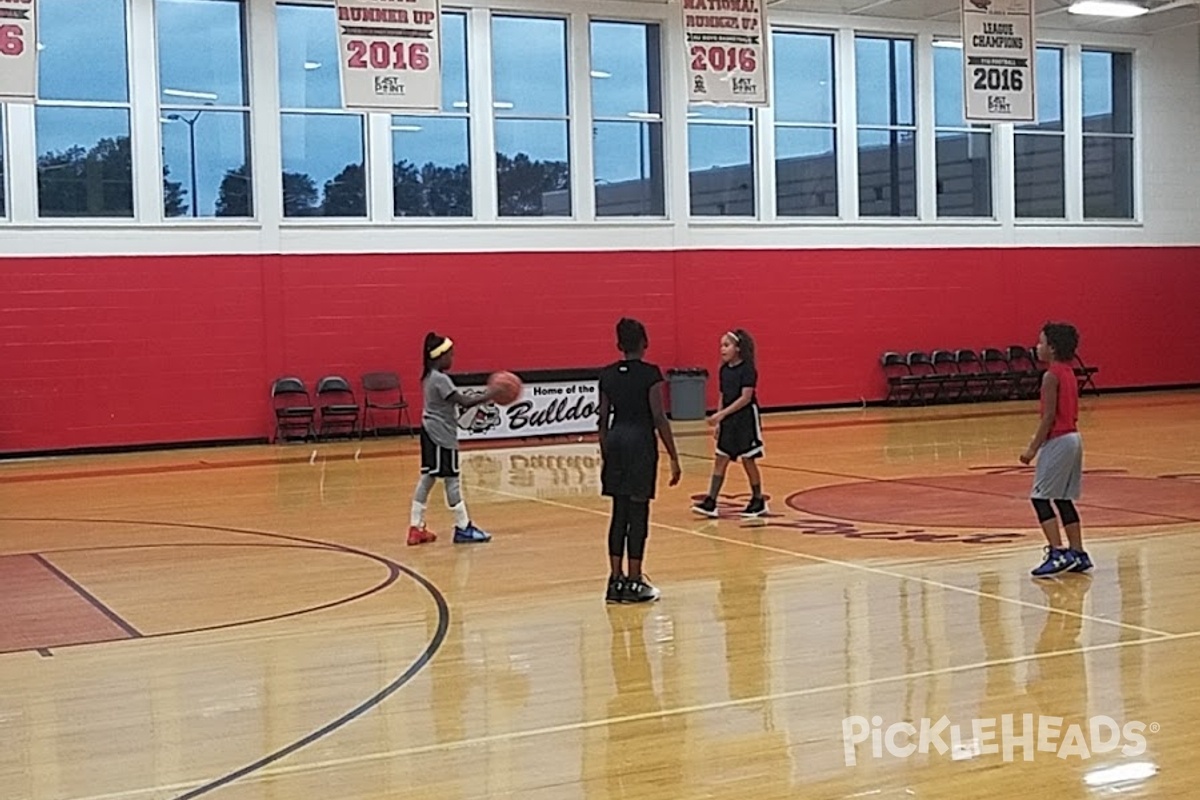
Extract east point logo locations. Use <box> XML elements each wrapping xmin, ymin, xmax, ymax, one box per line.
<box><xmin>842</xmin><ymin>715</ymin><xmax>1154</xmax><ymax>766</ymax></box>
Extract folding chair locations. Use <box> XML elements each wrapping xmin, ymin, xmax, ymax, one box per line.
<box><xmin>271</xmin><ymin>377</ymin><xmax>315</xmax><ymax>443</ymax></box>
<box><xmin>881</xmin><ymin>352</ymin><xmax>911</xmax><ymax>405</ymax></box>
<box><xmin>315</xmin><ymin>376</ymin><xmax>360</xmax><ymax>440</ymax></box>
<box><xmin>954</xmin><ymin>349</ymin><xmax>991</xmax><ymax>402</ymax></box>
<box><xmin>981</xmin><ymin>348</ymin><xmax>1016</xmax><ymax>401</ymax></box>
<box><xmin>905</xmin><ymin>351</ymin><xmax>942</xmax><ymax>405</ymax></box>
<box><xmin>1073</xmin><ymin>354</ymin><xmax>1100</xmax><ymax>396</ymax></box>
<box><xmin>361</xmin><ymin>371</ymin><xmax>414</xmax><ymax>437</ymax></box>
<box><xmin>1007</xmin><ymin>345</ymin><xmax>1042</xmax><ymax>399</ymax></box>
<box><xmin>931</xmin><ymin>350</ymin><xmax>966</xmax><ymax>403</ymax></box>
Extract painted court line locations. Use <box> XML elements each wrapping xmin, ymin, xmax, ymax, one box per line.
<box><xmin>713</xmin><ymin>453</ymin><xmax>1200</xmax><ymax>529</ymax></box>
<box><xmin>476</xmin><ymin>486</ymin><xmax>1175</xmax><ymax>638</ymax></box>
<box><xmin>1087</xmin><ymin>450</ymin><xmax>1200</xmax><ymax>468</ymax></box>
<box><xmin>63</xmin><ymin>628</ymin><xmax>1200</xmax><ymax>800</ymax></box>
<box><xmin>31</xmin><ymin>554</ymin><xmax>143</xmax><ymax>639</ymax></box>
<box><xmin>888</xmin><ymin>524</ymin><xmax>1200</xmax><ymax>569</ymax></box>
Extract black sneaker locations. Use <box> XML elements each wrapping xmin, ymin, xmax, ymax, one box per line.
<box><xmin>741</xmin><ymin>497</ymin><xmax>768</xmax><ymax>518</ymax></box>
<box><xmin>606</xmin><ymin>574</ymin><xmax>626</xmax><ymax>604</ymax></box>
<box><xmin>623</xmin><ymin>575</ymin><xmax>660</xmax><ymax>603</ymax></box>
<box><xmin>691</xmin><ymin>496</ymin><xmax>719</xmax><ymax>517</ymax></box>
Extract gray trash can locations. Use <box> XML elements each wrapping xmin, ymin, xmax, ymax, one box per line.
<box><xmin>666</xmin><ymin>368</ymin><xmax>708</xmax><ymax>421</ymax></box>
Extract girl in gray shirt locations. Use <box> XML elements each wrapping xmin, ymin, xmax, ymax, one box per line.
<box><xmin>409</xmin><ymin>332</ymin><xmax>499</xmax><ymax>546</ymax></box>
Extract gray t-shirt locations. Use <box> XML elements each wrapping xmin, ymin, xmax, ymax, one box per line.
<box><xmin>422</xmin><ymin>370</ymin><xmax>460</xmax><ymax>449</ymax></box>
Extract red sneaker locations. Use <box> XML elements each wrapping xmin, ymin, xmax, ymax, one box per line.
<box><xmin>407</xmin><ymin>526</ymin><xmax>437</xmax><ymax>546</ymax></box>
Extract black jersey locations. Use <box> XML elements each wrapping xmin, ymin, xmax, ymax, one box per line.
<box><xmin>599</xmin><ymin>359</ymin><xmax>664</xmax><ymax>499</ymax></box>
<box><xmin>719</xmin><ymin>361</ymin><xmax>758</xmax><ymax>413</ymax></box>
<box><xmin>599</xmin><ymin>359</ymin><xmax>664</xmax><ymax>429</ymax></box>
<box><xmin>717</xmin><ymin>360</ymin><xmax>763</xmax><ymax>461</ymax></box>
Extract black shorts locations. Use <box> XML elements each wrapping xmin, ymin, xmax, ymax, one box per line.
<box><xmin>601</xmin><ymin>425</ymin><xmax>658</xmax><ymax>500</ymax></box>
<box><xmin>716</xmin><ymin>408</ymin><xmax>764</xmax><ymax>461</ymax></box>
<box><xmin>420</xmin><ymin>429</ymin><xmax>460</xmax><ymax>478</ymax></box>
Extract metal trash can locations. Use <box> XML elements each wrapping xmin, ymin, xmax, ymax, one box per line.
<box><xmin>666</xmin><ymin>368</ymin><xmax>708</xmax><ymax>421</ymax></box>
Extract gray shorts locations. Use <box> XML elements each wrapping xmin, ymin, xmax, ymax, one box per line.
<box><xmin>1032</xmin><ymin>432</ymin><xmax>1082</xmax><ymax>500</ymax></box>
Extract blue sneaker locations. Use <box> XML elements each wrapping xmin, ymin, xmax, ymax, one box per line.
<box><xmin>1032</xmin><ymin>547</ymin><xmax>1077</xmax><ymax>577</ymax></box>
<box><xmin>1069</xmin><ymin>550</ymin><xmax>1094</xmax><ymax>573</ymax></box>
<box><xmin>453</xmin><ymin>523</ymin><xmax>492</xmax><ymax>544</ymax></box>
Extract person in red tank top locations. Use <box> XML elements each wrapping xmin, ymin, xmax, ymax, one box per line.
<box><xmin>1021</xmin><ymin>323</ymin><xmax>1091</xmax><ymax>577</ymax></box>
<box><xmin>1042</xmin><ymin>359</ymin><xmax>1078</xmax><ymax>439</ymax></box>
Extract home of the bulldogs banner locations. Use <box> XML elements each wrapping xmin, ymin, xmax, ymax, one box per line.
<box><xmin>456</xmin><ymin>373</ymin><xmax>601</xmax><ymax>441</ymax></box>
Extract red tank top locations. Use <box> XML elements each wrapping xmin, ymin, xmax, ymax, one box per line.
<box><xmin>1041</xmin><ymin>361</ymin><xmax>1078</xmax><ymax>439</ymax></box>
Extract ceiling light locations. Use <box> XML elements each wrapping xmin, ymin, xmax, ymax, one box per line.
<box><xmin>1068</xmin><ymin>0</ymin><xmax>1148</xmax><ymax>16</ymax></box>
<box><xmin>933</xmin><ymin>39</ymin><xmax>964</xmax><ymax>48</ymax></box>
<box><xmin>392</xmin><ymin>124</ymin><xmax>423</xmax><ymax>132</ymax></box>
<box><xmin>163</xmin><ymin>88</ymin><xmax>219</xmax><ymax>101</ymax></box>
<box><xmin>591</xmin><ymin>70</ymin><xmax>612</xmax><ymax>79</ymax></box>
<box><xmin>303</xmin><ymin>61</ymin><xmax>322</xmax><ymax>70</ymax></box>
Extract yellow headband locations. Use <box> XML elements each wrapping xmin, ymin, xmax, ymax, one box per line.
<box><xmin>429</xmin><ymin>337</ymin><xmax>454</xmax><ymax>358</ymax></box>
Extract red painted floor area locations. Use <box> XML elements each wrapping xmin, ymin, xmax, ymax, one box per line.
<box><xmin>786</xmin><ymin>472</ymin><xmax>1200</xmax><ymax>530</ymax></box>
<box><xmin>0</xmin><ymin>554</ymin><xmax>136</xmax><ymax>654</ymax></box>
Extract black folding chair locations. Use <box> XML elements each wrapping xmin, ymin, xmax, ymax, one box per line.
<box><xmin>881</xmin><ymin>352</ymin><xmax>911</xmax><ymax>405</ymax></box>
<box><xmin>981</xmin><ymin>348</ymin><xmax>1016</xmax><ymax>401</ymax></box>
<box><xmin>954</xmin><ymin>349</ymin><xmax>991</xmax><ymax>401</ymax></box>
<box><xmin>361</xmin><ymin>371</ymin><xmax>414</xmax><ymax>437</ymax></box>
<box><xmin>905</xmin><ymin>351</ymin><xmax>942</xmax><ymax>405</ymax></box>
<box><xmin>271</xmin><ymin>377</ymin><xmax>315</xmax><ymax>443</ymax></box>
<box><xmin>1007</xmin><ymin>345</ymin><xmax>1042</xmax><ymax>399</ymax></box>
<box><xmin>316</xmin><ymin>376</ymin><xmax>360</xmax><ymax>440</ymax></box>
<box><xmin>1073</xmin><ymin>354</ymin><xmax>1100</xmax><ymax>396</ymax></box>
<box><xmin>931</xmin><ymin>350</ymin><xmax>966</xmax><ymax>403</ymax></box>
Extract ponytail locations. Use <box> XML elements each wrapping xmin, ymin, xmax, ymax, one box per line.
<box><xmin>422</xmin><ymin>332</ymin><xmax>445</xmax><ymax>379</ymax></box>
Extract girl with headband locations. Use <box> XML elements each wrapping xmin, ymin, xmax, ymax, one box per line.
<box><xmin>407</xmin><ymin>332</ymin><xmax>498</xmax><ymax>546</ymax></box>
<box><xmin>692</xmin><ymin>328</ymin><xmax>768</xmax><ymax>518</ymax></box>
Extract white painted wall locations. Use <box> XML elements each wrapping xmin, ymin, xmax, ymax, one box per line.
<box><xmin>0</xmin><ymin>0</ymin><xmax>1196</xmax><ymax>257</ymax></box>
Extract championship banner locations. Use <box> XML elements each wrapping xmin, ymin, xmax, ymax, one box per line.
<box><xmin>681</xmin><ymin>0</ymin><xmax>769</xmax><ymax>106</ymax></box>
<box><xmin>961</xmin><ymin>0</ymin><xmax>1035</xmax><ymax>122</ymax></box>
<box><xmin>336</xmin><ymin>0</ymin><xmax>441</xmax><ymax>111</ymax></box>
<box><xmin>0</xmin><ymin>0</ymin><xmax>37</xmax><ymax>103</ymax></box>
<box><xmin>457</xmin><ymin>378</ymin><xmax>600</xmax><ymax>442</ymax></box>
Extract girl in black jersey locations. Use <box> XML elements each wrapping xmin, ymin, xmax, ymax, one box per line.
<box><xmin>692</xmin><ymin>329</ymin><xmax>767</xmax><ymax>518</ymax></box>
<box><xmin>598</xmin><ymin>318</ymin><xmax>682</xmax><ymax>603</ymax></box>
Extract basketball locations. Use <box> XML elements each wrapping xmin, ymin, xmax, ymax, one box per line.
<box><xmin>488</xmin><ymin>371</ymin><xmax>523</xmax><ymax>405</ymax></box>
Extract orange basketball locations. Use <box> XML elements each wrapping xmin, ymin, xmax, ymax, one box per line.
<box><xmin>488</xmin><ymin>371</ymin><xmax>523</xmax><ymax>405</ymax></box>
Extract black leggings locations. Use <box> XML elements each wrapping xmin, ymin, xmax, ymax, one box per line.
<box><xmin>1032</xmin><ymin>498</ymin><xmax>1080</xmax><ymax>526</ymax></box>
<box><xmin>608</xmin><ymin>496</ymin><xmax>650</xmax><ymax>561</ymax></box>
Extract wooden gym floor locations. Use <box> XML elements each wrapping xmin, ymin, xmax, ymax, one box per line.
<box><xmin>1</xmin><ymin>390</ymin><xmax>1199</xmax><ymax>800</ymax></box>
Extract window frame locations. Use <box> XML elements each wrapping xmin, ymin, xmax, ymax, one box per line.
<box><xmin>389</xmin><ymin>9</ymin><xmax>475</xmax><ymax>219</ymax></box>
<box><xmin>1012</xmin><ymin>45</ymin><xmax>1067</xmax><ymax>221</ymax></box>
<box><xmin>770</xmin><ymin>27</ymin><xmax>839</xmax><ymax>219</ymax></box>
<box><xmin>931</xmin><ymin>41</ymin><xmax>994</xmax><ymax>220</ymax></box>
<box><xmin>853</xmin><ymin>33</ymin><xmax>919</xmax><ymax>219</ymax></box>
<box><xmin>1080</xmin><ymin>47</ymin><xmax>1136</xmax><ymax>221</ymax></box>
<box><xmin>33</xmin><ymin>0</ymin><xmax>138</xmax><ymax>221</ymax></box>
<box><xmin>154</xmin><ymin>0</ymin><xmax>254</xmax><ymax>221</ymax></box>
<box><xmin>588</xmin><ymin>17</ymin><xmax>667</xmax><ymax>219</ymax></box>
<box><xmin>276</xmin><ymin>1</ymin><xmax>370</xmax><ymax>220</ymax></box>
<box><xmin>490</xmin><ymin>11</ymin><xmax>574</xmax><ymax>219</ymax></box>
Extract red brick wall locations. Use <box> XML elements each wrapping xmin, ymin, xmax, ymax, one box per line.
<box><xmin>2</xmin><ymin>246</ymin><xmax>1197</xmax><ymax>453</ymax></box>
